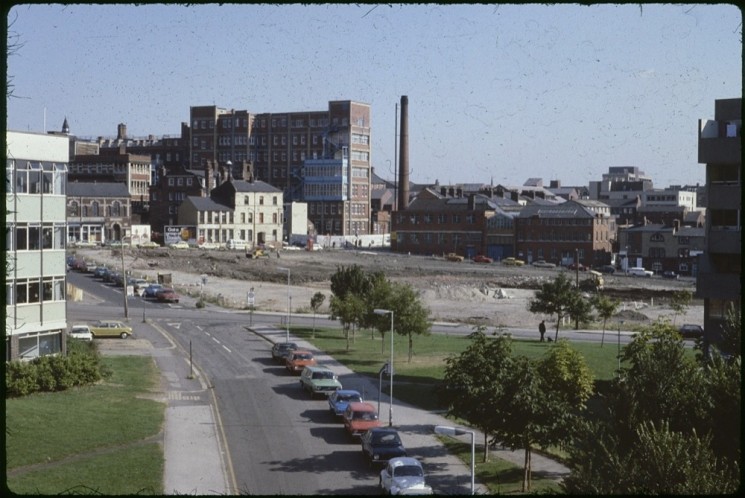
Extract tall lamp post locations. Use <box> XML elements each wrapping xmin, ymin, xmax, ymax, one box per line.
<box><xmin>277</xmin><ymin>267</ymin><xmax>290</xmax><ymax>343</ymax></box>
<box><xmin>434</xmin><ymin>425</ymin><xmax>475</xmax><ymax>495</ymax></box>
<box><xmin>374</xmin><ymin>308</ymin><xmax>394</xmax><ymax>427</ymax></box>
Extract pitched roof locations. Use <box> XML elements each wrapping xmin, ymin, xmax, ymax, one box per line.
<box><xmin>67</xmin><ymin>181</ymin><xmax>130</xmax><ymax>197</ymax></box>
<box><xmin>518</xmin><ymin>200</ymin><xmax>597</xmax><ymax>219</ymax></box>
<box><xmin>183</xmin><ymin>196</ymin><xmax>231</xmax><ymax>211</ymax></box>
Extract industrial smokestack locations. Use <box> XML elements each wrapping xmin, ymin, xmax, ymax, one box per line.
<box><xmin>398</xmin><ymin>95</ymin><xmax>410</xmax><ymax>210</ymax></box>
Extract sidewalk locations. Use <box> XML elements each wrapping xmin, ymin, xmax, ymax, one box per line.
<box><xmin>249</xmin><ymin>324</ymin><xmax>570</xmax><ymax>494</ymax></box>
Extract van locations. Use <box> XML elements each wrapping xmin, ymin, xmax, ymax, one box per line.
<box><xmin>226</xmin><ymin>239</ymin><xmax>248</xmax><ymax>250</ymax></box>
<box><xmin>628</xmin><ymin>267</ymin><xmax>653</xmax><ymax>277</ymax></box>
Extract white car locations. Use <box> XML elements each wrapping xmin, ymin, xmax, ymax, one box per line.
<box><xmin>627</xmin><ymin>267</ymin><xmax>653</xmax><ymax>277</ymax></box>
<box><xmin>68</xmin><ymin>324</ymin><xmax>93</xmax><ymax>342</ymax></box>
<box><xmin>169</xmin><ymin>241</ymin><xmax>190</xmax><ymax>249</ymax></box>
<box><xmin>380</xmin><ymin>457</ymin><xmax>433</xmax><ymax>495</ymax></box>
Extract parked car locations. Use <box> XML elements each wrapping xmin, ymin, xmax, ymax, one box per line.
<box><xmin>93</xmin><ymin>266</ymin><xmax>110</xmax><ymax>279</ymax></box>
<box><xmin>379</xmin><ymin>457</ymin><xmax>433</xmax><ymax>495</ymax></box>
<box><xmin>328</xmin><ymin>389</ymin><xmax>363</xmax><ymax>416</ymax></box>
<box><xmin>502</xmin><ymin>257</ymin><xmax>525</xmax><ymax>266</ymax></box>
<box><xmin>662</xmin><ymin>270</ymin><xmax>679</xmax><ymax>279</ymax></box>
<box><xmin>472</xmin><ymin>254</ymin><xmax>493</xmax><ymax>264</ymax></box>
<box><xmin>138</xmin><ymin>241</ymin><xmax>159</xmax><ymax>249</ymax></box>
<box><xmin>532</xmin><ymin>259</ymin><xmax>556</xmax><ymax>268</ymax></box>
<box><xmin>169</xmin><ymin>241</ymin><xmax>189</xmax><ymax>249</ymax></box>
<box><xmin>597</xmin><ymin>265</ymin><xmax>616</xmax><ymax>274</ymax></box>
<box><xmin>198</xmin><ymin>241</ymin><xmax>221</xmax><ymax>250</ymax></box>
<box><xmin>72</xmin><ymin>259</ymin><xmax>88</xmax><ymax>272</ymax></box>
<box><xmin>143</xmin><ymin>283</ymin><xmax>164</xmax><ymax>299</ymax></box>
<box><xmin>156</xmin><ymin>288</ymin><xmax>180</xmax><ymax>303</ymax></box>
<box><xmin>361</xmin><ymin>427</ymin><xmax>407</xmax><ymax>467</ymax></box>
<box><xmin>343</xmin><ymin>402</ymin><xmax>382</xmax><ymax>437</ymax></box>
<box><xmin>285</xmin><ymin>350</ymin><xmax>316</xmax><ymax>374</ymax></box>
<box><xmin>68</xmin><ymin>324</ymin><xmax>93</xmax><ymax>342</ymax></box>
<box><xmin>679</xmin><ymin>324</ymin><xmax>704</xmax><ymax>339</ymax></box>
<box><xmin>271</xmin><ymin>342</ymin><xmax>298</xmax><ymax>362</ymax></box>
<box><xmin>89</xmin><ymin>320</ymin><xmax>133</xmax><ymax>339</ymax></box>
<box><xmin>567</xmin><ymin>262</ymin><xmax>587</xmax><ymax>271</ymax></box>
<box><xmin>85</xmin><ymin>262</ymin><xmax>99</xmax><ymax>273</ymax></box>
<box><xmin>299</xmin><ymin>366</ymin><xmax>343</xmax><ymax>397</ymax></box>
<box><xmin>628</xmin><ymin>267</ymin><xmax>653</xmax><ymax>277</ymax></box>
<box><xmin>130</xmin><ymin>278</ymin><xmax>149</xmax><ymax>293</ymax></box>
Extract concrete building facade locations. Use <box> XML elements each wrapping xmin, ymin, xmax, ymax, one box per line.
<box><xmin>6</xmin><ymin>131</ymin><xmax>69</xmax><ymax>360</ymax></box>
<box><xmin>696</xmin><ymin>98</ymin><xmax>741</xmax><ymax>348</ymax></box>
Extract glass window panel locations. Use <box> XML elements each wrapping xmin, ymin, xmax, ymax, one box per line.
<box><xmin>28</xmin><ymin>169</ymin><xmax>41</xmax><ymax>193</ymax></box>
<box><xmin>28</xmin><ymin>280</ymin><xmax>40</xmax><ymax>303</ymax></box>
<box><xmin>16</xmin><ymin>281</ymin><xmax>28</xmax><ymax>303</ymax></box>
<box><xmin>54</xmin><ymin>279</ymin><xmax>65</xmax><ymax>301</ymax></box>
<box><xmin>28</xmin><ymin>226</ymin><xmax>41</xmax><ymax>250</ymax></box>
<box><xmin>15</xmin><ymin>169</ymin><xmax>27</xmax><ymax>193</ymax></box>
<box><xmin>39</xmin><ymin>333</ymin><xmax>61</xmax><ymax>355</ymax></box>
<box><xmin>42</xmin><ymin>226</ymin><xmax>53</xmax><ymax>249</ymax></box>
<box><xmin>6</xmin><ymin>282</ymin><xmax>14</xmax><ymax>305</ymax></box>
<box><xmin>54</xmin><ymin>225</ymin><xmax>65</xmax><ymax>249</ymax></box>
<box><xmin>16</xmin><ymin>226</ymin><xmax>28</xmax><ymax>251</ymax></box>
<box><xmin>18</xmin><ymin>336</ymin><xmax>39</xmax><ymax>359</ymax></box>
<box><xmin>42</xmin><ymin>171</ymin><xmax>54</xmax><ymax>193</ymax></box>
<box><xmin>43</xmin><ymin>279</ymin><xmax>53</xmax><ymax>301</ymax></box>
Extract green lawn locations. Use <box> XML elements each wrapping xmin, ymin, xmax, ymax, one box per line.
<box><xmin>5</xmin><ymin>356</ymin><xmax>165</xmax><ymax>495</ymax></box>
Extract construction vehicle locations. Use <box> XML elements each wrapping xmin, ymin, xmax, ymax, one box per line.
<box><xmin>579</xmin><ymin>270</ymin><xmax>604</xmax><ymax>292</ymax></box>
<box><xmin>246</xmin><ymin>248</ymin><xmax>269</xmax><ymax>259</ymax></box>
<box><xmin>445</xmin><ymin>253</ymin><xmax>464</xmax><ymax>262</ymax></box>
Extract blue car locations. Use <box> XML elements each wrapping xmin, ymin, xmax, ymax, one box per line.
<box><xmin>328</xmin><ymin>389</ymin><xmax>362</xmax><ymax>416</ymax></box>
<box><xmin>143</xmin><ymin>283</ymin><xmax>164</xmax><ymax>299</ymax></box>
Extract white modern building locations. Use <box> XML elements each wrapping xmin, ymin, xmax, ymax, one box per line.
<box><xmin>6</xmin><ymin>131</ymin><xmax>69</xmax><ymax>360</ymax></box>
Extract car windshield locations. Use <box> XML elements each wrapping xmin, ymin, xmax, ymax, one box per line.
<box><xmin>394</xmin><ymin>465</ymin><xmax>423</xmax><ymax>477</ymax></box>
<box><xmin>312</xmin><ymin>371</ymin><xmax>334</xmax><ymax>379</ymax></box>
<box><xmin>354</xmin><ymin>411</ymin><xmax>378</xmax><ymax>421</ymax></box>
<box><xmin>374</xmin><ymin>433</ymin><xmax>401</xmax><ymax>446</ymax></box>
<box><xmin>295</xmin><ymin>354</ymin><xmax>312</xmax><ymax>360</ymax></box>
<box><xmin>339</xmin><ymin>394</ymin><xmax>361</xmax><ymax>402</ymax></box>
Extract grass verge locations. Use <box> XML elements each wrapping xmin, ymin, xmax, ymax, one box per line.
<box><xmin>6</xmin><ymin>356</ymin><xmax>165</xmax><ymax>495</ymax></box>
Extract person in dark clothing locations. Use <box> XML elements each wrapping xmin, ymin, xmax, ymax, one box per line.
<box><xmin>539</xmin><ymin>320</ymin><xmax>546</xmax><ymax>342</ymax></box>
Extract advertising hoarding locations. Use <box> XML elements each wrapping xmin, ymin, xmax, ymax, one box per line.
<box><xmin>164</xmin><ymin>225</ymin><xmax>197</xmax><ymax>246</ymax></box>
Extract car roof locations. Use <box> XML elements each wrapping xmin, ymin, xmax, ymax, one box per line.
<box><xmin>389</xmin><ymin>456</ymin><xmax>422</xmax><ymax>468</ymax></box>
<box><xmin>303</xmin><ymin>366</ymin><xmax>331</xmax><ymax>372</ymax></box>
<box><xmin>334</xmin><ymin>389</ymin><xmax>361</xmax><ymax>396</ymax></box>
<box><xmin>347</xmin><ymin>401</ymin><xmax>376</xmax><ymax>411</ymax></box>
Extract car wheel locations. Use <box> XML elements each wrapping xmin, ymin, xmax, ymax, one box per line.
<box><xmin>120</xmin><ymin>332</ymin><xmax>129</xmax><ymax>339</ymax></box>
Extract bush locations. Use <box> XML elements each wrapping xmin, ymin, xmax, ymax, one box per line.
<box><xmin>5</xmin><ymin>341</ymin><xmax>107</xmax><ymax>398</ymax></box>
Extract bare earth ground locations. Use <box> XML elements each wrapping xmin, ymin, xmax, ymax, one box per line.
<box><xmin>73</xmin><ymin>247</ymin><xmax>703</xmax><ymax>329</ymax></box>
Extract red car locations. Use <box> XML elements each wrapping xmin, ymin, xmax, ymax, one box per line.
<box><xmin>156</xmin><ymin>288</ymin><xmax>180</xmax><ymax>303</ymax></box>
<box><xmin>472</xmin><ymin>255</ymin><xmax>493</xmax><ymax>263</ymax></box>
<box><xmin>567</xmin><ymin>262</ymin><xmax>587</xmax><ymax>271</ymax></box>
<box><xmin>343</xmin><ymin>402</ymin><xmax>382</xmax><ymax>437</ymax></box>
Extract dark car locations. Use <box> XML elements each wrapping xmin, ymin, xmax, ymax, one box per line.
<box><xmin>679</xmin><ymin>324</ymin><xmax>704</xmax><ymax>339</ymax></box>
<box><xmin>361</xmin><ymin>427</ymin><xmax>407</xmax><ymax>467</ymax></box>
<box><xmin>93</xmin><ymin>266</ymin><xmax>110</xmax><ymax>279</ymax></box>
<box><xmin>597</xmin><ymin>265</ymin><xmax>616</xmax><ymax>274</ymax></box>
<box><xmin>662</xmin><ymin>270</ymin><xmax>679</xmax><ymax>279</ymax></box>
<box><xmin>567</xmin><ymin>262</ymin><xmax>587</xmax><ymax>271</ymax></box>
<box><xmin>143</xmin><ymin>283</ymin><xmax>164</xmax><ymax>299</ymax></box>
<box><xmin>472</xmin><ymin>254</ymin><xmax>493</xmax><ymax>264</ymax></box>
<box><xmin>271</xmin><ymin>342</ymin><xmax>298</xmax><ymax>362</ymax></box>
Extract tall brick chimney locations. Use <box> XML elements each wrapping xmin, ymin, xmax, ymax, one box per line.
<box><xmin>398</xmin><ymin>95</ymin><xmax>410</xmax><ymax>210</ymax></box>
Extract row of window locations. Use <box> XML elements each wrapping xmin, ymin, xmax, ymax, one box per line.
<box><xmin>304</xmin><ymin>184</ymin><xmax>345</xmax><ymax>198</ymax></box>
<box><xmin>167</xmin><ymin>177</ymin><xmax>195</xmax><ymax>187</ymax></box>
<box><xmin>9</xmin><ymin>330</ymin><xmax>63</xmax><ymax>361</ymax></box>
<box><xmin>7</xmin><ymin>223</ymin><xmax>66</xmax><ymax>251</ymax></box>
<box><xmin>396</xmin><ymin>213</ymin><xmax>478</xmax><ymax>225</ymax></box>
<box><xmin>6</xmin><ymin>276</ymin><xmax>66</xmax><ymax>305</ymax></box>
<box><xmin>70</xmin><ymin>162</ymin><xmax>150</xmax><ymax>175</ymax></box>
<box><xmin>7</xmin><ymin>161</ymin><xmax>67</xmax><ymax>195</ymax></box>
<box><xmin>399</xmin><ymin>232</ymin><xmax>483</xmax><ymax>245</ymax></box>
<box><xmin>518</xmin><ymin>232</ymin><xmax>594</xmax><ymax>242</ymax></box>
<box><xmin>68</xmin><ymin>200</ymin><xmax>128</xmax><ymax>218</ymax></box>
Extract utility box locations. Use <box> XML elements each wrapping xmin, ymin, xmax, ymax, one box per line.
<box><xmin>157</xmin><ymin>273</ymin><xmax>172</xmax><ymax>285</ymax></box>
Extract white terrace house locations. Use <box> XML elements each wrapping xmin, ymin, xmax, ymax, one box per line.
<box><xmin>178</xmin><ymin>179</ymin><xmax>284</xmax><ymax>248</ymax></box>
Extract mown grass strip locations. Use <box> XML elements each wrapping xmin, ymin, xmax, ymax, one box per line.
<box><xmin>5</xmin><ymin>356</ymin><xmax>164</xmax><ymax>494</ymax></box>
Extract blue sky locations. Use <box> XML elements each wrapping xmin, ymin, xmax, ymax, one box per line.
<box><xmin>6</xmin><ymin>3</ymin><xmax>742</xmax><ymax>188</ymax></box>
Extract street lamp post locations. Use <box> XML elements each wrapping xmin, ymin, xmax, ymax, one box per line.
<box><xmin>374</xmin><ymin>308</ymin><xmax>394</xmax><ymax>427</ymax></box>
<box><xmin>434</xmin><ymin>425</ymin><xmax>475</xmax><ymax>495</ymax></box>
<box><xmin>277</xmin><ymin>267</ymin><xmax>290</xmax><ymax>343</ymax></box>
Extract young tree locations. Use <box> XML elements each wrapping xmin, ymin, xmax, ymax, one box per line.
<box><xmin>388</xmin><ymin>282</ymin><xmax>431</xmax><ymax>362</ymax></box>
<box><xmin>309</xmin><ymin>292</ymin><xmax>325</xmax><ymax>339</ymax></box>
<box><xmin>528</xmin><ymin>272</ymin><xmax>580</xmax><ymax>341</ymax></box>
<box><xmin>669</xmin><ymin>290</ymin><xmax>693</xmax><ymax>325</ymax></box>
<box><xmin>568</xmin><ymin>293</ymin><xmax>593</xmax><ymax>330</ymax></box>
<box><xmin>441</xmin><ymin>329</ymin><xmax>514</xmax><ymax>462</ymax></box>
<box><xmin>591</xmin><ymin>294</ymin><xmax>620</xmax><ymax>347</ymax></box>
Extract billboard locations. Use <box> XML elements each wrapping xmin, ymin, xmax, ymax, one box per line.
<box><xmin>164</xmin><ymin>225</ymin><xmax>197</xmax><ymax>246</ymax></box>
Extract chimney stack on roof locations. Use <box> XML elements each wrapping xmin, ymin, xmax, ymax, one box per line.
<box><xmin>398</xmin><ymin>95</ymin><xmax>410</xmax><ymax>210</ymax></box>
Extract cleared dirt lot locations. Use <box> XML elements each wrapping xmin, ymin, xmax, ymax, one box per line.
<box><xmin>72</xmin><ymin>246</ymin><xmax>703</xmax><ymax>329</ymax></box>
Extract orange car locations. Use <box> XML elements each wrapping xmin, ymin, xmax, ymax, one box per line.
<box><xmin>285</xmin><ymin>350</ymin><xmax>316</xmax><ymax>374</ymax></box>
<box><xmin>343</xmin><ymin>402</ymin><xmax>382</xmax><ymax>437</ymax></box>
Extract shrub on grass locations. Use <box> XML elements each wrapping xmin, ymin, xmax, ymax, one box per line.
<box><xmin>5</xmin><ymin>342</ymin><xmax>107</xmax><ymax>398</ymax></box>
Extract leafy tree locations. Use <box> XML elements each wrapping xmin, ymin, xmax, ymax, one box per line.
<box><xmin>669</xmin><ymin>290</ymin><xmax>693</xmax><ymax>325</ymax></box>
<box><xmin>328</xmin><ymin>293</ymin><xmax>365</xmax><ymax>351</ymax></box>
<box><xmin>441</xmin><ymin>328</ymin><xmax>513</xmax><ymax>462</ymax></box>
<box><xmin>568</xmin><ymin>293</ymin><xmax>593</xmax><ymax>330</ymax></box>
<box><xmin>389</xmin><ymin>282</ymin><xmax>431</xmax><ymax>362</ymax></box>
<box><xmin>714</xmin><ymin>302</ymin><xmax>741</xmax><ymax>360</ymax></box>
<box><xmin>563</xmin><ymin>321</ymin><xmax>741</xmax><ymax>494</ymax></box>
<box><xmin>591</xmin><ymin>294</ymin><xmax>620</xmax><ymax>347</ymax></box>
<box><xmin>309</xmin><ymin>292</ymin><xmax>325</xmax><ymax>339</ymax></box>
<box><xmin>528</xmin><ymin>272</ymin><xmax>580</xmax><ymax>341</ymax></box>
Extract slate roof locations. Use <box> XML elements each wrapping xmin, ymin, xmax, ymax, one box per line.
<box><xmin>67</xmin><ymin>181</ymin><xmax>130</xmax><ymax>197</ymax></box>
<box><xmin>518</xmin><ymin>200</ymin><xmax>597</xmax><ymax>218</ymax></box>
<box><xmin>183</xmin><ymin>196</ymin><xmax>231</xmax><ymax>211</ymax></box>
<box><xmin>230</xmin><ymin>179</ymin><xmax>283</xmax><ymax>193</ymax></box>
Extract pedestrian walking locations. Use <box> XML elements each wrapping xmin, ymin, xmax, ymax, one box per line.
<box><xmin>538</xmin><ymin>320</ymin><xmax>546</xmax><ymax>342</ymax></box>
